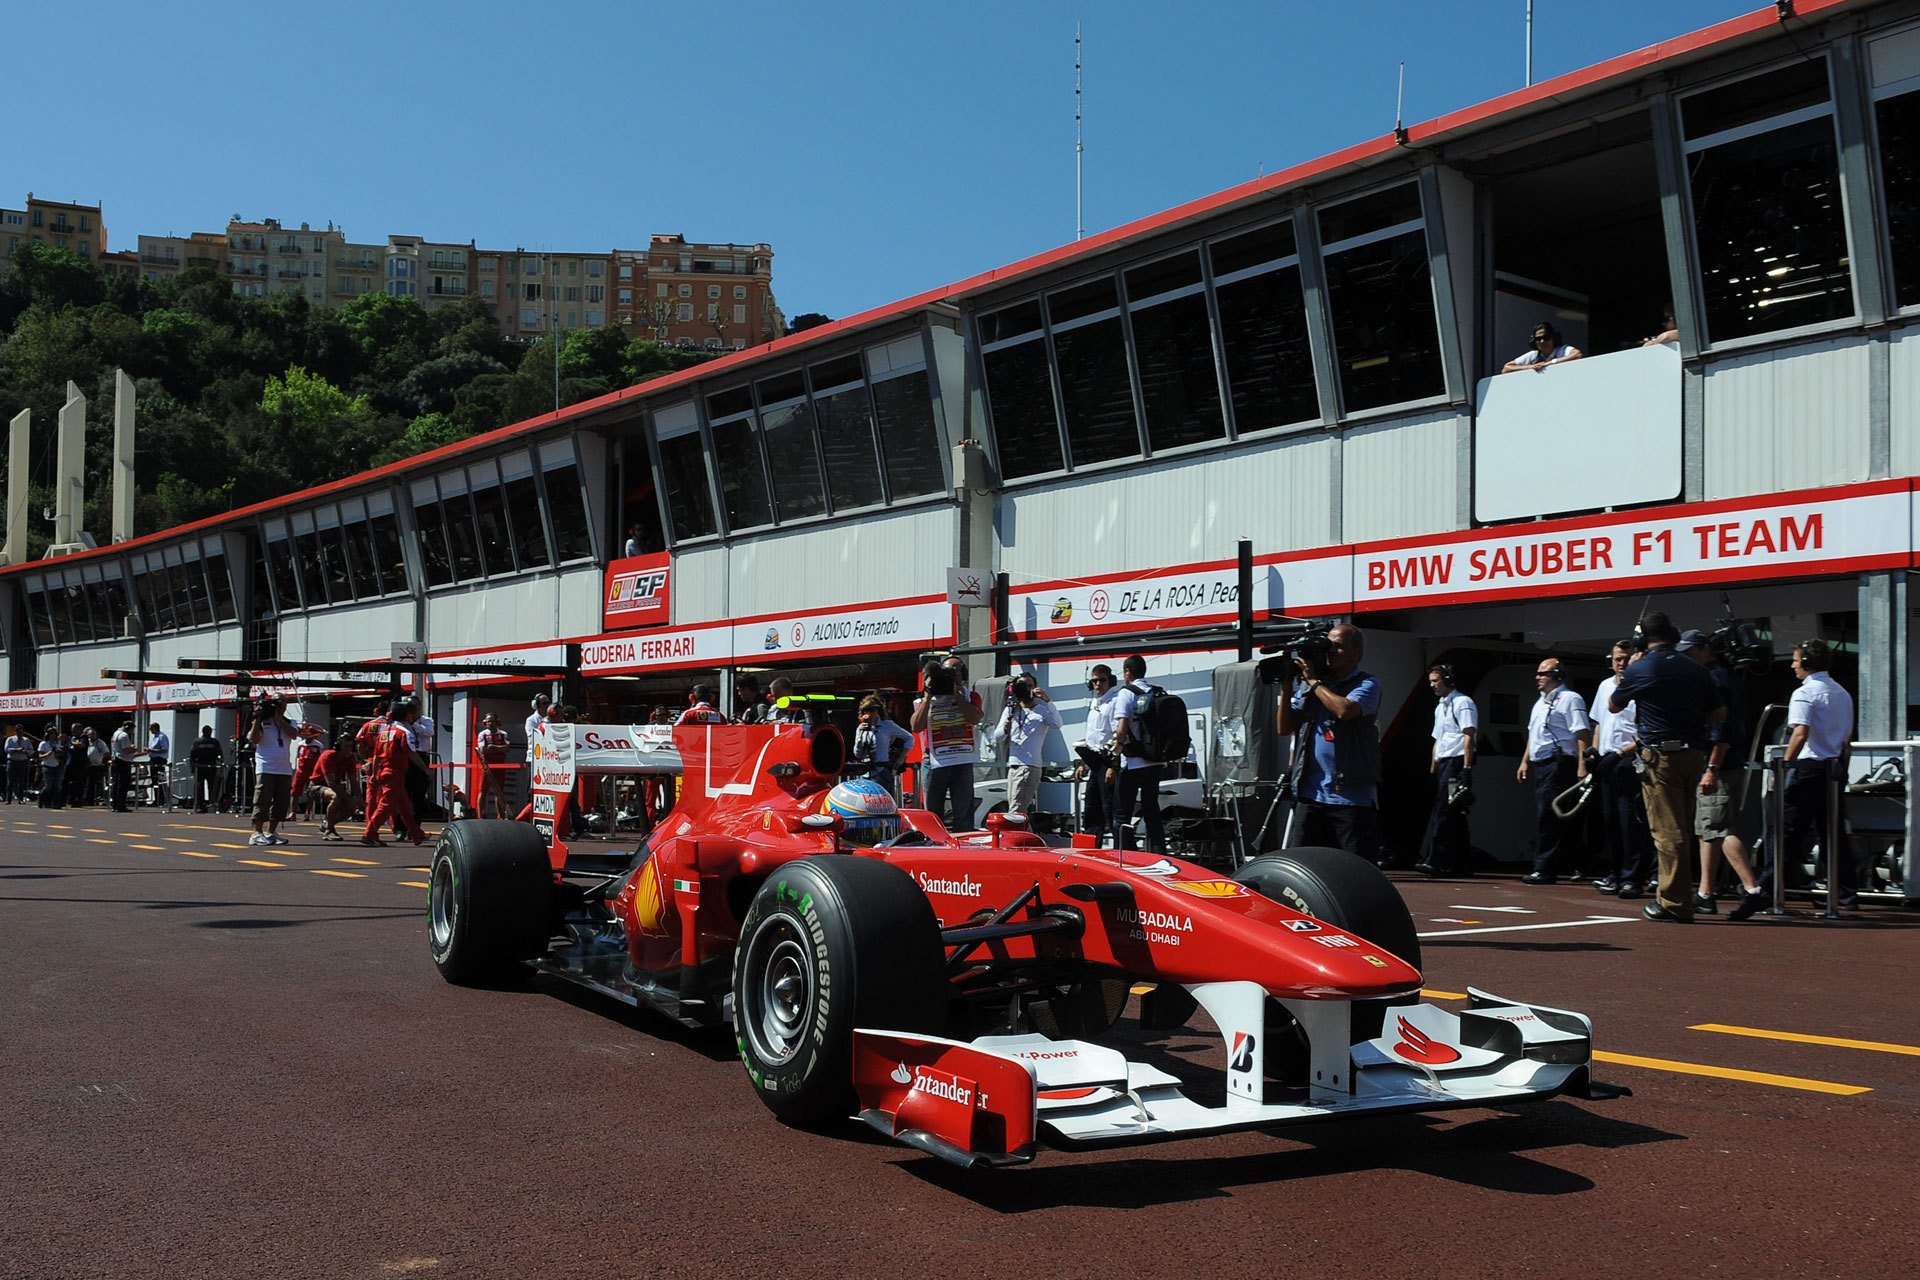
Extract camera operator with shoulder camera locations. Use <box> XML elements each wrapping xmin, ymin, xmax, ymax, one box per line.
<box><xmin>1417</xmin><ymin>664</ymin><xmax>1477</xmax><ymax>876</ymax></box>
<box><xmin>248</xmin><ymin>695</ymin><xmax>302</xmax><ymax>847</ymax></box>
<box><xmin>1275</xmin><ymin>623</ymin><xmax>1384</xmax><ymax>861</ymax></box>
<box><xmin>990</xmin><ymin>672</ymin><xmax>1062</xmax><ymax>817</ymax></box>
<box><xmin>910</xmin><ymin>655</ymin><xmax>983</xmax><ymax>831</ymax></box>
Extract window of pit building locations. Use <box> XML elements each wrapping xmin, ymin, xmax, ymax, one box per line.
<box><xmin>409</xmin><ymin>479</ymin><xmax>457</xmax><ymax>589</ymax></box>
<box><xmin>261</xmin><ymin>520</ymin><xmax>305</xmax><ymax>612</ymax></box>
<box><xmin>1209</xmin><ymin>217</ymin><xmax>1318</xmax><ymax>433</ymax></box>
<box><xmin>979</xmin><ymin>298</ymin><xmax>1063</xmax><ymax>478</ymax></box>
<box><xmin>492</xmin><ymin>451</ymin><xmax>549</xmax><ymax>570</ymax></box>
<box><xmin>434</xmin><ymin>468</ymin><xmax>486</xmax><ymax>582</ymax></box>
<box><xmin>290</xmin><ymin>509</ymin><xmax>332</xmax><ymax>606</ymax></box>
<box><xmin>539</xmin><ymin>439</ymin><xmax>596</xmax><ymax>564</ymax></box>
<box><xmin>1870</xmin><ymin>25</ymin><xmax>1920</xmax><ymax>311</ymax></box>
<box><xmin>1048</xmin><ymin>276</ymin><xmax>1140</xmax><ymax>467</ymax></box>
<box><xmin>311</xmin><ymin>505</ymin><xmax>354</xmax><ymax>603</ymax></box>
<box><xmin>866</xmin><ymin>334</ymin><xmax>946</xmax><ymax>500</ymax></box>
<box><xmin>1125</xmin><ymin>249</ymin><xmax>1226</xmax><ymax>451</ymax></box>
<box><xmin>1682</xmin><ymin>56</ymin><xmax>1854</xmax><ymax>342</ymax></box>
<box><xmin>1318</xmin><ymin>182</ymin><xmax>1444</xmax><ymax>413</ymax></box>
<box><xmin>756</xmin><ymin>369</ymin><xmax>828</xmax><ymax>522</ymax></box>
<box><xmin>651</xmin><ymin>400</ymin><xmax>718</xmax><ymax>541</ymax></box>
<box><xmin>808</xmin><ymin>353</ymin><xmax>884</xmax><ymax>512</ymax></box>
<box><xmin>706</xmin><ymin>384</ymin><xmax>774</xmax><ymax>531</ymax></box>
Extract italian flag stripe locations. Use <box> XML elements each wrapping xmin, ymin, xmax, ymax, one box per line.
<box><xmin>673</xmin><ymin>878</ymin><xmax>697</xmax><ymax>893</ymax></box>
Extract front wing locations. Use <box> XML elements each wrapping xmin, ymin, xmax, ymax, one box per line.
<box><xmin>852</xmin><ymin>984</ymin><xmax>1595</xmax><ymax>1167</ymax></box>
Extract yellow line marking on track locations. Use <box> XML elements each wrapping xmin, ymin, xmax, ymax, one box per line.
<box><xmin>48</xmin><ymin>833</ymin><xmax>75</xmax><ymax>840</ymax></box>
<box><xmin>179</xmin><ymin>852</ymin><xmax>219</xmax><ymax>859</ymax></box>
<box><xmin>331</xmin><ymin>857</ymin><xmax>380</xmax><ymax>866</ymax></box>
<box><xmin>130</xmin><ymin>844</ymin><xmax>165</xmax><ymax>851</ymax></box>
<box><xmin>1592</xmin><ymin>1049</ymin><xmax>1870</xmax><ymax>1095</ymax></box>
<box><xmin>84</xmin><ymin>838</ymin><xmax>117</xmax><ymax>845</ymax></box>
<box><xmin>80</xmin><ymin>827</ymin><xmax>107</xmax><ymax>833</ymax></box>
<box><xmin>1421</xmin><ymin>989</ymin><xmax>1469</xmax><ymax>1001</ymax></box>
<box><xmin>1691</xmin><ymin>1023</ymin><xmax>1920</xmax><ymax>1058</ymax></box>
<box><xmin>398</xmin><ymin>880</ymin><xmax>429</xmax><ymax>888</ymax></box>
<box><xmin>162</xmin><ymin>823</ymin><xmax>251</xmax><ymax>834</ymax></box>
<box><xmin>269</xmin><ymin>849</ymin><xmax>307</xmax><ymax>857</ymax></box>
<box><xmin>406</xmin><ymin>866</ymin><xmax>430</xmax><ymax>872</ymax></box>
<box><xmin>212</xmin><ymin>842</ymin><xmax>248</xmax><ymax>849</ymax></box>
<box><xmin>237</xmin><ymin>859</ymin><xmax>284</xmax><ymax>869</ymax></box>
<box><xmin>310</xmin><ymin>869</ymin><xmax>365</xmax><ymax>879</ymax></box>
<box><xmin>161</xmin><ymin>837</ymin><xmax>194</xmax><ymax>843</ymax></box>
<box><xmin>48</xmin><ymin>824</ymin><xmax>72</xmax><ymax>829</ymax></box>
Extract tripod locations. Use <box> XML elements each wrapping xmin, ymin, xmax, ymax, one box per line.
<box><xmin>1250</xmin><ymin>773</ymin><xmax>1298</xmax><ymax>853</ymax></box>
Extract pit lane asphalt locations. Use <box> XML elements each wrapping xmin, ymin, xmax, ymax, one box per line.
<box><xmin>3</xmin><ymin>809</ymin><xmax>1915</xmax><ymax>1280</ymax></box>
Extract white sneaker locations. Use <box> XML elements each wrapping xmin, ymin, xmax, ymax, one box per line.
<box><xmin>248</xmin><ymin>833</ymin><xmax>268</xmax><ymax>846</ymax></box>
<box><xmin>266</xmin><ymin>833</ymin><xmax>289</xmax><ymax>845</ymax></box>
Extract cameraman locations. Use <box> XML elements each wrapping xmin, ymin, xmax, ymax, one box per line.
<box><xmin>910</xmin><ymin>655</ymin><xmax>983</xmax><ymax>831</ymax></box>
<box><xmin>248</xmin><ymin>696</ymin><xmax>300</xmax><ymax>846</ymax></box>
<box><xmin>990</xmin><ymin>673</ymin><xmax>1062</xmax><ymax>816</ymax></box>
<box><xmin>1275</xmin><ymin>624</ymin><xmax>1383</xmax><ymax>860</ymax></box>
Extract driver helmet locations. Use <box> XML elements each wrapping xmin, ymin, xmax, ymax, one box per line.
<box><xmin>820</xmin><ymin>777</ymin><xmax>899</xmax><ymax>847</ymax></box>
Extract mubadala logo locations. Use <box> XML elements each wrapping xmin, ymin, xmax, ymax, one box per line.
<box><xmin>916</xmin><ymin>871</ymin><xmax>983</xmax><ymax>898</ymax></box>
<box><xmin>1114</xmin><ymin>907</ymin><xmax>1193</xmax><ymax>932</ymax></box>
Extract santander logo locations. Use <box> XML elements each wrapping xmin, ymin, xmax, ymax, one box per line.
<box><xmin>890</xmin><ymin>1062</ymin><xmax>913</xmax><ymax>1085</ymax></box>
<box><xmin>1392</xmin><ymin>1016</ymin><xmax>1462</xmax><ymax>1066</ymax></box>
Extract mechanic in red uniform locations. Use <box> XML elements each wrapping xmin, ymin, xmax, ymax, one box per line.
<box><xmin>676</xmin><ymin>684</ymin><xmax>728</xmax><ymax>726</ymax></box>
<box><xmin>286</xmin><ymin>734</ymin><xmax>324</xmax><ymax>823</ymax></box>
<box><xmin>361</xmin><ymin>700</ymin><xmax>428</xmax><ymax>847</ymax></box>
<box><xmin>310</xmin><ymin>734</ymin><xmax>358</xmax><ymax>841</ymax></box>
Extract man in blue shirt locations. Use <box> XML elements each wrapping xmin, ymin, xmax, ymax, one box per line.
<box><xmin>1276</xmin><ymin>623</ymin><xmax>1384</xmax><ymax>861</ymax></box>
<box><xmin>1609</xmin><ymin>613</ymin><xmax>1724</xmax><ymax>923</ymax></box>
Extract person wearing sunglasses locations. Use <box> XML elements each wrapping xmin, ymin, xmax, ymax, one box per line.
<box><xmin>1501</xmin><ymin>319</ymin><xmax>1583</xmax><ymax>374</ymax></box>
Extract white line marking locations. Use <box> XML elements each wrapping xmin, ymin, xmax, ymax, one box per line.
<box><xmin>1419</xmin><ymin>915</ymin><xmax>1636</xmax><ymax>938</ymax></box>
<box><xmin>1449</xmin><ymin>905</ymin><xmax>1535</xmax><ymax>914</ymax></box>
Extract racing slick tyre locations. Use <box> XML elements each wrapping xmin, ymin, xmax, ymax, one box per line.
<box><xmin>734</xmin><ymin>855</ymin><xmax>947</xmax><ymax>1125</ymax></box>
<box><xmin>1232</xmin><ymin>848</ymin><xmax>1423</xmax><ymax>1066</ymax></box>
<box><xmin>428</xmin><ymin>819</ymin><xmax>554</xmax><ymax>985</ymax></box>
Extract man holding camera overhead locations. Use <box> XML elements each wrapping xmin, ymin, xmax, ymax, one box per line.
<box><xmin>248</xmin><ymin>695</ymin><xmax>302</xmax><ymax>846</ymax></box>
<box><xmin>911</xmin><ymin>655</ymin><xmax>983</xmax><ymax>832</ymax></box>
<box><xmin>990</xmin><ymin>673</ymin><xmax>1062</xmax><ymax>817</ymax></box>
<box><xmin>1275</xmin><ymin>624</ymin><xmax>1384</xmax><ymax>860</ymax></box>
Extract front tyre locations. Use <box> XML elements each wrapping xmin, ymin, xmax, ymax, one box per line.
<box><xmin>428</xmin><ymin>819</ymin><xmax>554</xmax><ymax>984</ymax></box>
<box><xmin>733</xmin><ymin>856</ymin><xmax>947</xmax><ymax>1125</ymax></box>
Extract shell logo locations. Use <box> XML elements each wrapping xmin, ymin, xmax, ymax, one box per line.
<box><xmin>632</xmin><ymin>859</ymin><xmax>669</xmax><ymax>935</ymax></box>
<box><xmin>1164</xmin><ymin>878</ymin><xmax>1248</xmax><ymax>898</ymax></box>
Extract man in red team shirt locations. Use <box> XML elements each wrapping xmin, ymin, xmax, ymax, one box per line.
<box><xmin>676</xmin><ymin>683</ymin><xmax>728</xmax><ymax>726</ymax></box>
<box><xmin>361</xmin><ymin>700</ymin><xmax>428</xmax><ymax>847</ymax></box>
<box><xmin>310</xmin><ymin>734</ymin><xmax>358</xmax><ymax>841</ymax></box>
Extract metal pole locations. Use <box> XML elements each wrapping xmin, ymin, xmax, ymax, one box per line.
<box><xmin>1766</xmin><ymin>753</ymin><xmax>1788</xmax><ymax>916</ymax></box>
<box><xmin>1525</xmin><ymin>0</ymin><xmax>1534</xmax><ymax>87</ymax></box>
<box><xmin>1075</xmin><ymin>24</ymin><xmax>1083</xmax><ymax>242</ymax></box>
<box><xmin>1823</xmin><ymin>765</ymin><xmax>1843</xmax><ymax>918</ymax></box>
<box><xmin>1236</xmin><ymin>538</ymin><xmax>1254</xmax><ymax>663</ymax></box>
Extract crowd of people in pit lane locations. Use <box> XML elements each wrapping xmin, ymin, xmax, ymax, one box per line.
<box><xmin>2</xmin><ymin>719</ymin><xmax>178</xmax><ymax>813</ymax></box>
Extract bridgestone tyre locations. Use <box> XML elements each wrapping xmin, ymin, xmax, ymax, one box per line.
<box><xmin>733</xmin><ymin>855</ymin><xmax>948</xmax><ymax>1125</ymax></box>
<box><xmin>1232</xmin><ymin>847</ymin><xmax>1422</xmax><ymax>1047</ymax></box>
<box><xmin>428</xmin><ymin>819</ymin><xmax>554</xmax><ymax>985</ymax></box>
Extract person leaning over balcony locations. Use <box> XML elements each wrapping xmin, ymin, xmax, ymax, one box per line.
<box><xmin>1643</xmin><ymin>303</ymin><xmax>1680</xmax><ymax>347</ymax></box>
<box><xmin>1502</xmin><ymin>320</ymin><xmax>1583</xmax><ymax>374</ymax></box>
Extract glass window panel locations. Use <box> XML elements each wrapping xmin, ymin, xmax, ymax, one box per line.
<box><xmin>341</xmin><ymin>520</ymin><xmax>376</xmax><ymax>596</ymax></box>
<box><xmin>813</xmin><ymin>384</ymin><xmax>883</xmax><ymax>510</ymax></box>
<box><xmin>977</xmin><ymin>300</ymin><xmax>1043</xmax><ymax>345</ymax></box>
<box><xmin>292</xmin><ymin>532</ymin><xmax>327</xmax><ymax>605</ymax></box>
<box><xmin>1318</xmin><ymin>184</ymin><xmax>1423</xmax><ymax>246</ymax></box>
<box><xmin>64</xmin><ymin>577</ymin><xmax>94</xmax><ymax>642</ymax></box>
<box><xmin>759</xmin><ymin>399</ymin><xmax>826</xmax><ymax>521</ymax></box>
<box><xmin>1129</xmin><ymin>289</ymin><xmax>1224</xmax><ymax>451</ymax></box>
<box><xmin>204</xmin><ymin>554</ymin><xmax>236</xmax><ymax>621</ymax></box>
<box><xmin>50</xmin><ymin>585</ymin><xmax>76</xmax><ymax>644</ymax></box>
<box><xmin>1049</xmin><ymin>277</ymin><xmax>1119</xmax><ymax>326</ymax></box>
<box><xmin>710</xmin><ymin>420</ymin><xmax>774</xmax><ymax>530</ymax></box>
<box><xmin>871</xmin><ymin>370</ymin><xmax>945</xmax><ymax>499</ymax></box>
<box><xmin>1879</xmin><ymin>88</ymin><xmax>1920</xmax><ymax>310</ymax></box>
<box><xmin>706</xmin><ymin>385</ymin><xmax>753</xmax><ymax>420</ymax></box>
<box><xmin>369</xmin><ymin>511</ymin><xmax>408</xmax><ymax>591</ymax></box>
<box><xmin>757</xmin><ymin>370</ymin><xmax>806</xmax><ymax>405</ymax></box>
<box><xmin>1321</xmin><ymin>228</ymin><xmax>1445</xmax><ymax>412</ymax></box>
<box><xmin>543</xmin><ymin>463</ymin><xmax>593</xmax><ymax>562</ymax></box>
<box><xmin>1683</xmin><ymin>60</ymin><xmax>1830</xmax><ymax>141</ymax></box>
<box><xmin>266</xmin><ymin>539</ymin><xmax>301</xmax><ymax>613</ymax></box>
<box><xmin>103</xmin><ymin>577</ymin><xmax>132</xmax><ymax>634</ymax></box>
<box><xmin>983</xmin><ymin>339</ymin><xmax>1063</xmax><ymax>478</ymax></box>
<box><xmin>443</xmin><ymin>490</ymin><xmax>484</xmax><ymax>579</ymax></box>
<box><xmin>1210</xmin><ymin>220</ymin><xmax>1298</xmax><ymax>277</ymax></box>
<box><xmin>502</xmin><ymin>475</ymin><xmax>551</xmax><ymax>564</ymax></box>
<box><xmin>166</xmin><ymin>561</ymin><xmax>199</xmax><ymax>625</ymax></box>
<box><xmin>1124</xmin><ymin>252</ymin><xmax>1203</xmax><ymax>302</ymax></box>
<box><xmin>25</xmin><ymin>590</ymin><xmax>51</xmax><ymax>648</ymax></box>
<box><xmin>1052</xmin><ymin>315</ymin><xmax>1138</xmax><ymax>466</ymax></box>
<box><xmin>134</xmin><ymin>560</ymin><xmax>163</xmax><ymax>630</ymax></box>
<box><xmin>1688</xmin><ymin>115</ymin><xmax>1853</xmax><ymax>340</ymax></box>
<box><xmin>319</xmin><ymin>525</ymin><xmax>353</xmax><ymax>600</ymax></box>
<box><xmin>413</xmin><ymin>501</ymin><xmax>455</xmax><ymax>587</ymax></box>
<box><xmin>1215</xmin><ymin>262</ymin><xmax>1319</xmax><ymax>432</ymax></box>
<box><xmin>89</xmin><ymin>583</ymin><xmax>119</xmax><ymax>639</ymax></box>
<box><xmin>655</xmin><ymin>435</ymin><xmax>716</xmax><ymax>540</ymax></box>
<box><xmin>471</xmin><ymin>481</ymin><xmax>514</xmax><ymax>573</ymax></box>
<box><xmin>181</xmin><ymin>558</ymin><xmax>214</xmax><ymax>626</ymax></box>
<box><xmin>809</xmin><ymin>354</ymin><xmax>863</xmax><ymax>391</ymax></box>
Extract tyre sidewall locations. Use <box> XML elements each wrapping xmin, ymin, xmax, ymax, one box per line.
<box><xmin>734</xmin><ymin>861</ymin><xmax>857</xmax><ymax>1112</ymax></box>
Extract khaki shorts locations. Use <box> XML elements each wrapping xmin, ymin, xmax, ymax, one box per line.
<box><xmin>1694</xmin><ymin>779</ymin><xmax>1733</xmax><ymax>839</ymax></box>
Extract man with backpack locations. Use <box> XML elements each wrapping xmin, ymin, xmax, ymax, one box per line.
<box><xmin>1276</xmin><ymin>623</ymin><xmax>1385</xmax><ymax>861</ymax></box>
<box><xmin>1111</xmin><ymin>654</ymin><xmax>1181</xmax><ymax>854</ymax></box>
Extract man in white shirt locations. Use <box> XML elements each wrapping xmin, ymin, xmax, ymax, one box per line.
<box><xmin>406</xmin><ymin>705</ymin><xmax>437</xmax><ymax>817</ymax></box>
<box><xmin>4</xmin><ymin>724</ymin><xmax>34</xmax><ymax>804</ymax></box>
<box><xmin>1109</xmin><ymin>654</ymin><xmax>1167</xmax><ymax>854</ymax></box>
<box><xmin>248</xmin><ymin>697</ymin><xmax>301</xmax><ymax>845</ymax></box>
<box><xmin>1074</xmin><ymin>665</ymin><xmax>1120</xmax><ymax>840</ymax></box>
<box><xmin>109</xmin><ymin>720</ymin><xmax>143</xmax><ymax>813</ymax></box>
<box><xmin>523</xmin><ymin>693</ymin><xmax>550</xmax><ymax>807</ymax></box>
<box><xmin>1518</xmin><ymin>659</ymin><xmax>1591</xmax><ymax>884</ymax></box>
<box><xmin>474</xmin><ymin>713</ymin><xmax>511</xmax><ymax>818</ymax></box>
<box><xmin>989</xmin><ymin>674</ymin><xmax>1062</xmax><ymax>816</ymax></box>
<box><xmin>1416</xmin><ymin>664</ymin><xmax>1477</xmax><ymax>876</ymax></box>
<box><xmin>1731</xmin><ymin>638</ymin><xmax>1856</xmax><ymax>918</ymax></box>
<box><xmin>1589</xmin><ymin>640</ymin><xmax>1653</xmax><ymax>899</ymax></box>
<box><xmin>1501</xmin><ymin>320</ymin><xmax>1584</xmax><ymax>374</ymax></box>
<box><xmin>147</xmin><ymin>722</ymin><xmax>172</xmax><ymax>808</ymax></box>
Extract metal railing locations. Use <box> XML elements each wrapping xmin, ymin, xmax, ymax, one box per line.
<box><xmin>1756</xmin><ymin>738</ymin><xmax>1917</xmax><ymax>918</ymax></box>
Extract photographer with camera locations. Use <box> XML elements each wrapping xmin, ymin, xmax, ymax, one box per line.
<box><xmin>1275</xmin><ymin>624</ymin><xmax>1383</xmax><ymax>860</ymax></box>
<box><xmin>910</xmin><ymin>655</ymin><xmax>983</xmax><ymax>831</ymax></box>
<box><xmin>990</xmin><ymin>672</ymin><xmax>1062</xmax><ymax>817</ymax></box>
<box><xmin>1075</xmin><ymin>665</ymin><xmax>1120</xmax><ymax>840</ymax></box>
<box><xmin>1607</xmin><ymin>614</ymin><xmax>1724</xmax><ymax>922</ymax></box>
<box><xmin>1416</xmin><ymin>664</ymin><xmax>1477</xmax><ymax>876</ymax></box>
<box><xmin>248</xmin><ymin>695</ymin><xmax>301</xmax><ymax>846</ymax></box>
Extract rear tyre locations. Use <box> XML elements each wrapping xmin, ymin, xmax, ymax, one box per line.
<box><xmin>1232</xmin><ymin>847</ymin><xmax>1423</xmax><ymax>1069</ymax></box>
<box><xmin>428</xmin><ymin>819</ymin><xmax>554</xmax><ymax>984</ymax></box>
<box><xmin>734</xmin><ymin>856</ymin><xmax>947</xmax><ymax>1124</ymax></box>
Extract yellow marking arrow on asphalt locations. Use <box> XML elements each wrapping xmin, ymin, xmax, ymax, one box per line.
<box><xmin>1691</xmin><ymin>1023</ymin><xmax>1920</xmax><ymax>1058</ymax></box>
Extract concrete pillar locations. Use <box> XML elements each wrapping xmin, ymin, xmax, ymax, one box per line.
<box><xmin>4</xmin><ymin>408</ymin><xmax>27</xmax><ymax>564</ymax></box>
<box><xmin>113</xmin><ymin>369</ymin><xmax>136</xmax><ymax>544</ymax></box>
<box><xmin>1856</xmin><ymin>570</ymin><xmax>1907</xmax><ymax>742</ymax></box>
<box><xmin>53</xmin><ymin>381</ymin><xmax>86</xmax><ymax>551</ymax></box>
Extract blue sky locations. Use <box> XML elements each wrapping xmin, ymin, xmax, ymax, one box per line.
<box><xmin>15</xmin><ymin>0</ymin><xmax>1761</xmax><ymax>323</ymax></box>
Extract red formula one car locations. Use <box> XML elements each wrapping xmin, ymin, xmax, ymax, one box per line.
<box><xmin>428</xmin><ymin>723</ymin><xmax>1598</xmax><ymax>1167</ymax></box>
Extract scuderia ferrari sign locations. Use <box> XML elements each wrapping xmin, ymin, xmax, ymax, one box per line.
<box><xmin>580</xmin><ymin>595</ymin><xmax>954</xmax><ymax>675</ymax></box>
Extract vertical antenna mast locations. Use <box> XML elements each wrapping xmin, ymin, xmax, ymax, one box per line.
<box><xmin>1525</xmin><ymin>0</ymin><xmax>1534</xmax><ymax>86</ymax></box>
<box><xmin>1075</xmin><ymin>23</ymin><xmax>1084</xmax><ymax>241</ymax></box>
